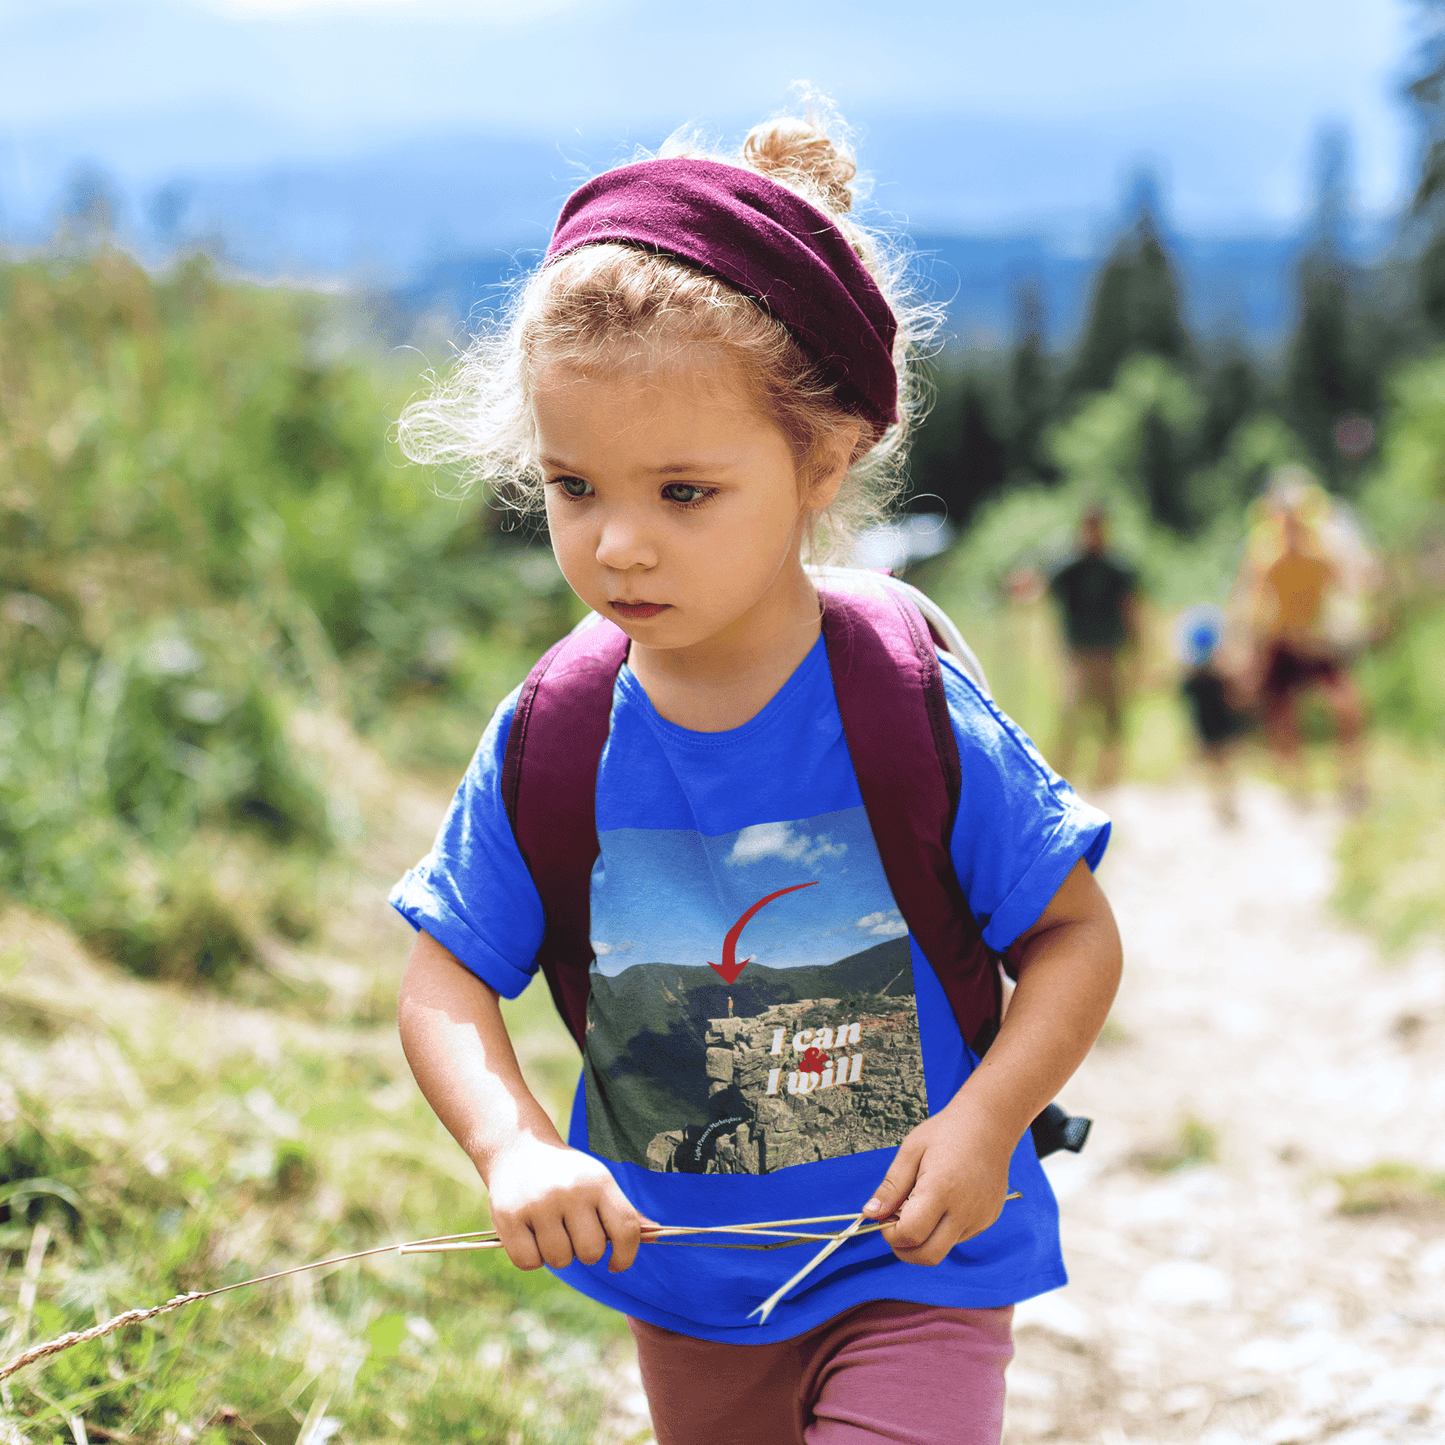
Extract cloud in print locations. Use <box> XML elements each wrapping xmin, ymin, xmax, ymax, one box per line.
<box><xmin>589</xmin><ymin>806</ymin><xmax>898</xmax><ymax>975</ymax></box>
<box><xmin>856</xmin><ymin>909</ymin><xmax>908</xmax><ymax>938</ymax></box>
<box><xmin>727</xmin><ymin>821</ymin><xmax>847</xmax><ymax>869</ymax></box>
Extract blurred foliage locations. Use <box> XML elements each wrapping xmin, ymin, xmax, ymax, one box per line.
<box><xmin>0</xmin><ymin>251</ymin><xmax>572</xmax><ymax>984</ymax></box>
<box><xmin>904</xmin><ymin>175</ymin><xmax>1445</xmax><ymax>949</ymax></box>
<box><xmin>1360</xmin><ymin>350</ymin><xmax>1445</xmax><ymax>546</ymax></box>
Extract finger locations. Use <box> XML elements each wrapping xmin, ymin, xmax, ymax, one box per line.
<box><xmin>862</xmin><ymin>1138</ymin><xmax>924</xmax><ymax>1219</ymax></box>
<box><xmin>530</xmin><ymin>1215</ymin><xmax>576</xmax><ymax>1271</ymax></box>
<box><xmin>598</xmin><ymin>1196</ymin><xmax>645</xmax><ymax>1272</ymax></box>
<box><xmin>880</xmin><ymin>1190</ymin><xmax>945</xmax><ymax>1251</ymax></box>
<box><xmin>563</xmin><ymin>1205</ymin><xmax>610</xmax><ymax>1268</ymax></box>
<box><xmin>493</xmin><ymin>1215</ymin><xmax>543</xmax><ymax>1272</ymax></box>
<box><xmin>886</xmin><ymin>1210</ymin><xmax>962</xmax><ymax>1267</ymax></box>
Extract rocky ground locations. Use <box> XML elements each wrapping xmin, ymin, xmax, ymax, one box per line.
<box><xmin>1004</xmin><ymin>781</ymin><xmax>1445</xmax><ymax>1445</ymax></box>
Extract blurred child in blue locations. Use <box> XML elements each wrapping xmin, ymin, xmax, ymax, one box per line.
<box><xmin>1176</xmin><ymin>605</ymin><xmax>1249</xmax><ymax>825</ymax></box>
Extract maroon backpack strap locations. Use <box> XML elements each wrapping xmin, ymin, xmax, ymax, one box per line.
<box><xmin>819</xmin><ymin>588</ymin><xmax>1003</xmax><ymax>1052</ymax></box>
<box><xmin>501</xmin><ymin>618</ymin><xmax>630</xmax><ymax>1048</ymax></box>
<box><xmin>503</xmin><ymin>595</ymin><xmax>999</xmax><ymax>1054</ymax></box>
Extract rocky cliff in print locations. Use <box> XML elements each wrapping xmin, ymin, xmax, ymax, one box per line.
<box><xmin>580</xmin><ymin>807</ymin><xmax>930</xmax><ymax>1173</ymax></box>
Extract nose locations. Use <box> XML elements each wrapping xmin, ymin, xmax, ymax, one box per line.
<box><xmin>594</xmin><ymin>504</ymin><xmax>659</xmax><ymax>573</ymax></box>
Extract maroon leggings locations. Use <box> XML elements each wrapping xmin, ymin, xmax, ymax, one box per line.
<box><xmin>629</xmin><ymin>1300</ymin><xmax>1014</xmax><ymax>1445</ymax></box>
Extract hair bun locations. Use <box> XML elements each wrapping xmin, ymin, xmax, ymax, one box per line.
<box><xmin>743</xmin><ymin>116</ymin><xmax>857</xmax><ymax>215</ymax></box>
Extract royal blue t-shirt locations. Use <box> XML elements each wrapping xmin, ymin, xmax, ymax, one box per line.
<box><xmin>391</xmin><ymin>633</ymin><xmax>1109</xmax><ymax>1343</ymax></box>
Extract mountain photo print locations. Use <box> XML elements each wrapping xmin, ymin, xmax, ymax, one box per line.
<box><xmin>582</xmin><ymin>807</ymin><xmax>930</xmax><ymax>1174</ymax></box>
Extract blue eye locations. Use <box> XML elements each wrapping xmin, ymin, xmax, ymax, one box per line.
<box><xmin>557</xmin><ymin>476</ymin><xmax>592</xmax><ymax>498</ymax></box>
<box><xmin>663</xmin><ymin>483</ymin><xmax>710</xmax><ymax>505</ymax></box>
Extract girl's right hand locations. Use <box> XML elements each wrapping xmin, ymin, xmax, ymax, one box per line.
<box><xmin>484</xmin><ymin>1135</ymin><xmax>653</xmax><ymax>1273</ymax></box>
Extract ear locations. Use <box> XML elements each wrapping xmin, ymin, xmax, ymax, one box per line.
<box><xmin>803</xmin><ymin>420</ymin><xmax>866</xmax><ymax>512</ymax></box>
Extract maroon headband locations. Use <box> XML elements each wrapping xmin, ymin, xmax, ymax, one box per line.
<box><xmin>544</xmin><ymin>157</ymin><xmax>899</xmax><ymax>428</ymax></box>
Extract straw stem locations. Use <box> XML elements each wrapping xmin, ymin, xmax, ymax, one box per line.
<box><xmin>0</xmin><ymin>1200</ymin><xmax>1020</xmax><ymax>1380</ymax></box>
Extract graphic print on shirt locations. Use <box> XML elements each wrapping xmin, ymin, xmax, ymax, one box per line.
<box><xmin>582</xmin><ymin>806</ymin><xmax>929</xmax><ymax>1174</ymax></box>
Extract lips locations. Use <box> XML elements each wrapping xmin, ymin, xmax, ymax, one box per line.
<box><xmin>610</xmin><ymin>601</ymin><xmax>671</xmax><ymax>619</ymax></box>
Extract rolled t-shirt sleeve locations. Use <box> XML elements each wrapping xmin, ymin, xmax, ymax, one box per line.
<box><xmin>388</xmin><ymin>687</ymin><xmax>545</xmax><ymax>997</ymax></box>
<box><xmin>942</xmin><ymin>657</ymin><xmax>1110</xmax><ymax>952</ymax></box>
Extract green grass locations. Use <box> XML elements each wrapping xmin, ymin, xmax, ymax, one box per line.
<box><xmin>1335</xmin><ymin>740</ymin><xmax>1445</xmax><ymax>954</ymax></box>
<box><xmin>1335</xmin><ymin>1161</ymin><xmax>1445</xmax><ymax>1216</ymax></box>
<box><xmin>1127</xmin><ymin>1115</ymin><xmax>1220</xmax><ymax>1174</ymax></box>
<box><xmin>0</xmin><ymin>898</ymin><xmax>633</xmax><ymax>1444</ymax></box>
<box><xmin>0</xmin><ymin>251</ymin><xmax>570</xmax><ymax>986</ymax></box>
<box><xmin>0</xmin><ymin>252</ymin><xmax>639</xmax><ymax>1442</ymax></box>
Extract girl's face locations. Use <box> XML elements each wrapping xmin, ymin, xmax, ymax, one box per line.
<box><xmin>534</xmin><ymin>352</ymin><xmax>844</xmax><ymax>659</ymax></box>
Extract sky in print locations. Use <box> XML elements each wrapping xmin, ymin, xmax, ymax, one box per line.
<box><xmin>588</xmin><ymin>806</ymin><xmax>907</xmax><ymax>977</ymax></box>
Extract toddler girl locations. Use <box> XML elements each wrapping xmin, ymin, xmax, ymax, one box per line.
<box><xmin>390</xmin><ymin>104</ymin><xmax>1122</xmax><ymax>1445</ymax></box>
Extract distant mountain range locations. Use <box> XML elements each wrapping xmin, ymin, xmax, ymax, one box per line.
<box><xmin>384</xmin><ymin>229</ymin><xmax>1319</xmax><ymax>353</ymax></box>
<box><xmin>590</xmin><ymin>935</ymin><xmax>914</xmax><ymax>1049</ymax></box>
<box><xmin>2</xmin><ymin>130</ymin><xmax>1399</xmax><ymax>350</ymax></box>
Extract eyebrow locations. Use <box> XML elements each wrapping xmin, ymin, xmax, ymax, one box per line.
<box><xmin>539</xmin><ymin>456</ymin><xmax>735</xmax><ymax>476</ymax></box>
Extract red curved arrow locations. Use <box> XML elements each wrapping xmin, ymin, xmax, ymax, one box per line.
<box><xmin>708</xmin><ymin>882</ymin><xmax>819</xmax><ymax>985</ymax></box>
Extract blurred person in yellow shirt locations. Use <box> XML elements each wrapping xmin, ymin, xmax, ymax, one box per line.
<box><xmin>1241</xmin><ymin>470</ymin><xmax>1368</xmax><ymax>807</ymax></box>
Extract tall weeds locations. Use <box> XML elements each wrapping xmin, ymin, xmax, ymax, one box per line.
<box><xmin>0</xmin><ymin>252</ymin><xmax>571</xmax><ymax>983</ymax></box>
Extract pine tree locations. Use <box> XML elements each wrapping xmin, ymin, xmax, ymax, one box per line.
<box><xmin>1283</xmin><ymin>260</ymin><xmax>1354</xmax><ymax>484</ymax></box>
<box><xmin>1131</xmin><ymin>228</ymin><xmax>1191</xmax><ymax>360</ymax></box>
<box><xmin>1068</xmin><ymin>170</ymin><xmax>1191</xmax><ymax>397</ymax></box>
<box><xmin>149</xmin><ymin>182</ymin><xmax>193</xmax><ymax>253</ymax></box>
<box><xmin>1068</xmin><ymin>251</ymin><xmax>1135</xmax><ymax>397</ymax></box>
<box><xmin>1417</xmin><ymin>232</ymin><xmax>1445</xmax><ymax>329</ymax></box>
<box><xmin>1138</xmin><ymin>406</ymin><xmax>1192</xmax><ymax>534</ymax></box>
<box><xmin>906</xmin><ymin>368</ymin><xmax>1009</xmax><ymax>527</ymax></box>
<box><xmin>1197</xmin><ymin>346</ymin><xmax>1259</xmax><ymax>466</ymax></box>
<box><xmin>57</xmin><ymin>163</ymin><xmax>120</xmax><ymax>251</ymax></box>
<box><xmin>1005</xmin><ymin>282</ymin><xmax>1056</xmax><ymax>481</ymax></box>
<box><xmin>954</xmin><ymin>377</ymin><xmax>1010</xmax><ymax>520</ymax></box>
<box><xmin>1406</xmin><ymin>2</ymin><xmax>1445</xmax><ymax>333</ymax></box>
<box><xmin>1282</xmin><ymin>127</ymin><xmax>1367</xmax><ymax>488</ymax></box>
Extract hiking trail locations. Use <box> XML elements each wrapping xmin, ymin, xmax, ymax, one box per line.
<box><xmin>1003</xmin><ymin>781</ymin><xmax>1445</xmax><ymax>1445</ymax></box>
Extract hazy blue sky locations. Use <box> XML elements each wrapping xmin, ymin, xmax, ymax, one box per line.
<box><xmin>0</xmin><ymin>0</ymin><xmax>1425</xmax><ymax>233</ymax></box>
<box><xmin>591</xmin><ymin>810</ymin><xmax>904</xmax><ymax>975</ymax></box>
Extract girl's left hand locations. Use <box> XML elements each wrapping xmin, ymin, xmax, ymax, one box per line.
<box><xmin>860</xmin><ymin>1101</ymin><xmax>1015</xmax><ymax>1266</ymax></box>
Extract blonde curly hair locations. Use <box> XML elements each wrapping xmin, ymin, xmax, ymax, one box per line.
<box><xmin>395</xmin><ymin>97</ymin><xmax>937</xmax><ymax>562</ymax></box>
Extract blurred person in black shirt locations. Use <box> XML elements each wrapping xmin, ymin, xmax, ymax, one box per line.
<box><xmin>1047</xmin><ymin>505</ymin><xmax>1139</xmax><ymax>788</ymax></box>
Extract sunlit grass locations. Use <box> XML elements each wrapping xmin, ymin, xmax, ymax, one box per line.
<box><xmin>0</xmin><ymin>906</ymin><xmax>631</xmax><ymax>1444</ymax></box>
<box><xmin>1128</xmin><ymin>1115</ymin><xmax>1221</xmax><ymax>1174</ymax></box>
<box><xmin>1335</xmin><ymin>1161</ymin><xmax>1445</xmax><ymax>1216</ymax></box>
<box><xmin>1335</xmin><ymin>739</ymin><xmax>1445</xmax><ymax>955</ymax></box>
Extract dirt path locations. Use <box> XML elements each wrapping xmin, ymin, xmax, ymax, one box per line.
<box><xmin>1007</xmin><ymin>781</ymin><xmax>1445</xmax><ymax>1445</ymax></box>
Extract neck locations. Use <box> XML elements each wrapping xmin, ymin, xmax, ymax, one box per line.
<box><xmin>627</xmin><ymin>557</ymin><xmax>822</xmax><ymax>732</ymax></box>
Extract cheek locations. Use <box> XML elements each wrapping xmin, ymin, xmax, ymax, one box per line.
<box><xmin>543</xmin><ymin>499</ymin><xmax>589</xmax><ymax>574</ymax></box>
<box><xmin>733</xmin><ymin>482</ymin><xmax>808</xmax><ymax>555</ymax></box>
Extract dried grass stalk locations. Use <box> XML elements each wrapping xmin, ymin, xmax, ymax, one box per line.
<box><xmin>0</xmin><ymin>1204</ymin><xmax>1019</xmax><ymax>1379</ymax></box>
